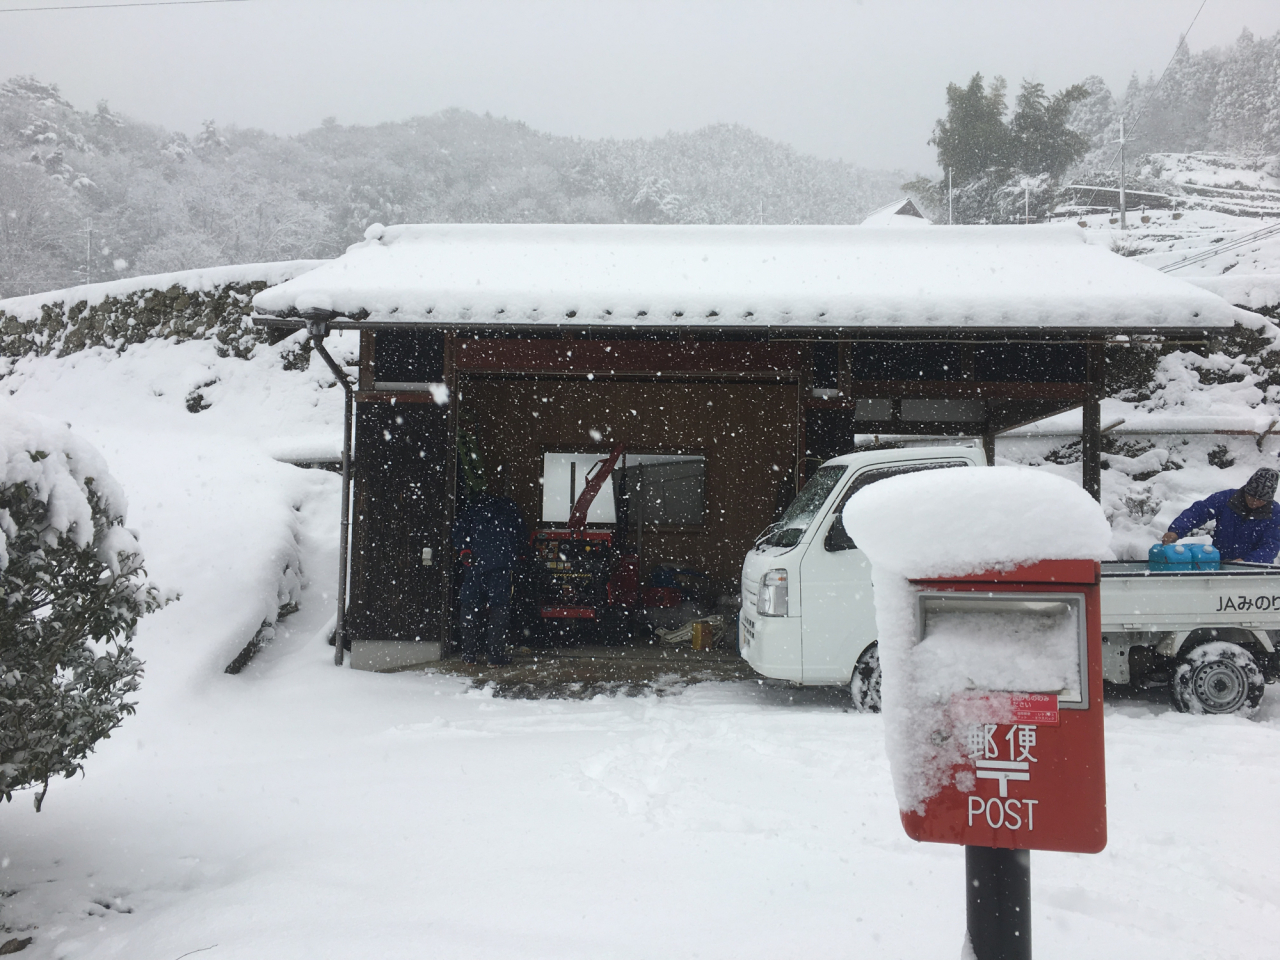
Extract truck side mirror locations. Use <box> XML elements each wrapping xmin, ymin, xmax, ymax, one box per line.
<box><xmin>825</xmin><ymin>515</ymin><xmax>856</xmax><ymax>551</ymax></box>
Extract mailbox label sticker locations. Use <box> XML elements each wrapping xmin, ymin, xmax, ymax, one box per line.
<box><xmin>1009</xmin><ymin>693</ymin><xmax>1059</xmax><ymax>725</ymax></box>
<box><xmin>950</xmin><ymin>692</ymin><xmax>1060</xmax><ymax>726</ymax></box>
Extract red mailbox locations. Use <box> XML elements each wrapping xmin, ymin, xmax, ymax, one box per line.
<box><xmin>900</xmin><ymin>559</ymin><xmax>1106</xmax><ymax>855</ymax></box>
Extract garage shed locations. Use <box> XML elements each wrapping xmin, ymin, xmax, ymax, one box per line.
<box><xmin>252</xmin><ymin>224</ymin><xmax>1241</xmax><ymax>670</ymax></box>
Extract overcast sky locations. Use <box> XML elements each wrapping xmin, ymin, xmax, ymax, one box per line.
<box><xmin>3</xmin><ymin>0</ymin><xmax>1279</xmax><ymax>173</ymax></box>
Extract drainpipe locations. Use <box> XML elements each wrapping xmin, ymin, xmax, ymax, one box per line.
<box><xmin>304</xmin><ymin>314</ymin><xmax>354</xmax><ymax>666</ymax></box>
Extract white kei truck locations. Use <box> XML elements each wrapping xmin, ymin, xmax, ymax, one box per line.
<box><xmin>739</xmin><ymin>445</ymin><xmax>1280</xmax><ymax>717</ymax></box>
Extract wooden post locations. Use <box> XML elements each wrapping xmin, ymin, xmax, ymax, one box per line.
<box><xmin>358</xmin><ymin>329</ymin><xmax>375</xmax><ymax>392</ymax></box>
<box><xmin>306</xmin><ymin>328</ymin><xmax>354</xmax><ymax>665</ymax></box>
<box><xmin>796</xmin><ymin>371</ymin><xmax>808</xmax><ymax>493</ymax></box>
<box><xmin>1082</xmin><ymin>342</ymin><xmax>1104</xmax><ymax>502</ymax></box>
<box><xmin>981</xmin><ymin>431</ymin><xmax>997</xmax><ymax>466</ymax></box>
<box><xmin>441</xmin><ymin>331</ymin><xmax>460</xmax><ymax>651</ymax></box>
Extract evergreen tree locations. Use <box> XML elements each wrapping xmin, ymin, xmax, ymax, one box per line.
<box><xmin>929</xmin><ymin>73</ymin><xmax>1014</xmax><ymax>184</ymax></box>
<box><xmin>1009</xmin><ymin>80</ymin><xmax>1090</xmax><ymax>178</ymax></box>
<box><xmin>1209</xmin><ymin>28</ymin><xmax>1278</xmax><ymax>153</ymax></box>
<box><xmin>1137</xmin><ymin>38</ymin><xmax>1220</xmax><ymax>154</ymax></box>
<box><xmin>1067</xmin><ymin>76</ymin><xmax>1119</xmax><ymax>146</ymax></box>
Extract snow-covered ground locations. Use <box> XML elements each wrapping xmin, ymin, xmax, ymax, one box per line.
<box><xmin>2</xmin><ymin>326</ymin><xmax>1280</xmax><ymax>958</ymax></box>
<box><xmin>4</xmin><ymin>641</ymin><xmax>1279</xmax><ymax>960</ymax></box>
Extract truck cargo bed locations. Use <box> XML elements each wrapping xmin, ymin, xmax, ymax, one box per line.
<box><xmin>1101</xmin><ymin>560</ymin><xmax>1280</xmax><ymax>631</ymax></box>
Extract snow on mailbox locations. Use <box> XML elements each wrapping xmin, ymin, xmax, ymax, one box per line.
<box><xmin>844</xmin><ymin>465</ymin><xmax>1113</xmax><ymax>958</ymax></box>
<box><xmin>907</xmin><ymin>561</ymin><xmax>1104</xmax><ymax>853</ymax></box>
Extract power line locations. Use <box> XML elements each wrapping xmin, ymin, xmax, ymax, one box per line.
<box><xmin>1158</xmin><ymin>220</ymin><xmax>1280</xmax><ymax>273</ymax></box>
<box><xmin>0</xmin><ymin>0</ymin><xmax>248</xmax><ymax>13</ymax></box>
<box><xmin>1081</xmin><ymin>0</ymin><xmax>1209</xmax><ymax>214</ymax></box>
<box><xmin>1125</xmin><ymin>0</ymin><xmax>1209</xmax><ymax>142</ymax></box>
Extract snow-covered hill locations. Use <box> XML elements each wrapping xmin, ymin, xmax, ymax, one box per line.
<box><xmin>1063</xmin><ymin>153</ymin><xmax>1280</xmax><ymax>310</ymax></box>
<box><xmin>1148</xmin><ymin>152</ymin><xmax>1280</xmax><ymax>218</ymax></box>
<box><xmin>1064</xmin><ymin>153</ymin><xmax>1280</xmax><ymax>220</ymax></box>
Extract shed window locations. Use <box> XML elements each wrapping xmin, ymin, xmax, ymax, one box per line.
<box><xmin>541</xmin><ymin>453</ymin><xmax>706</xmax><ymax>527</ymax></box>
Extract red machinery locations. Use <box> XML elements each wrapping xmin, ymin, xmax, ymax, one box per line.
<box><xmin>531</xmin><ymin>445</ymin><xmax>678</xmax><ymax>631</ymax></box>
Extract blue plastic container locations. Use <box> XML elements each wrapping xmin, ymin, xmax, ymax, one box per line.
<box><xmin>1148</xmin><ymin>542</ymin><xmax>1220</xmax><ymax>571</ymax></box>
<box><xmin>1189</xmin><ymin>543</ymin><xmax>1221</xmax><ymax>570</ymax></box>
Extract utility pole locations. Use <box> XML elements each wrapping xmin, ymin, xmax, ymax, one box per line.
<box><xmin>1020</xmin><ymin>178</ymin><xmax>1033</xmax><ymax>224</ymax></box>
<box><xmin>948</xmin><ymin>168</ymin><xmax>953</xmax><ymax>225</ymax></box>
<box><xmin>84</xmin><ymin>220</ymin><xmax>94</xmax><ymax>284</ymax></box>
<box><xmin>1117</xmin><ymin>117</ymin><xmax>1128</xmax><ymax>231</ymax></box>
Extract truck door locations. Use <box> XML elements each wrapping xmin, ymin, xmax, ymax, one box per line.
<box><xmin>799</xmin><ymin>459</ymin><xmax>973</xmax><ymax>684</ymax></box>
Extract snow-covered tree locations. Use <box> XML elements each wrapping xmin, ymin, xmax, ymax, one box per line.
<box><xmin>1067</xmin><ymin>76</ymin><xmax>1119</xmax><ymax>149</ymax></box>
<box><xmin>0</xmin><ymin>160</ymin><xmax>84</xmax><ymax>295</ymax></box>
<box><xmin>0</xmin><ymin>405</ymin><xmax>163</xmax><ymax>810</ymax></box>
<box><xmin>1140</xmin><ymin>38</ymin><xmax>1221</xmax><ymax>154</ymax></box>
<box><xmin>194</xmin><ymin>119</ymin><xmax>228</xmax><ymax>151</ymax></box>
<box><xmin>1208</xmin><ymin>28</ymin><xmax>1279</xmax><ymax>153</ymax></box>
<box><xmin>922</xmin><ymin>74</ymin><xmax>1093</xmax><ymax>221</ymax></box>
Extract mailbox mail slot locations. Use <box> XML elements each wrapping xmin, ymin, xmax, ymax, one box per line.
<box><xmin>901</xmin><ymin>559</ymin><xmax>1106</xmax><ymax>854</ymax></box>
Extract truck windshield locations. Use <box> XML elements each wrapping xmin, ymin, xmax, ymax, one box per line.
<box><xmin>757</xmin><ymin>465</ymin><xmax>848</xmax><ymax>548</ymax></box>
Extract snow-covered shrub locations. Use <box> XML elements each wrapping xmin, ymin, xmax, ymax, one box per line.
<box><xmin>0</xmin><ymin>404</ymin><xmax>164</xmax><ymax>810</ymax></box>
<box><xmin>998</xmin><ymin>314</ymin><xmax>1280</xmax><ymax>559</ymax></box>
<box><xmin>905</xmin><ymin>168</ymin><xmax>1060</xmax><ymax>224</ymax></box>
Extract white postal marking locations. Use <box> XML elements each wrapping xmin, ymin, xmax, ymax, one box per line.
<box><xmin>968</xmin><ymin>797</ymin><xmax>1038</xmax><ymax>831</ymax></box>
<box><xmin>974</xmin><ymin>760</ymin><xmax>1031</xmax><ymax>797</ymax></box>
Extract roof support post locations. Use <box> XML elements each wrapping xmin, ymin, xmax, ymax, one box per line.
<box><xmin>306</xmin><ymin>315</ymin><xmax>355</xmax><ymax>665</ymax></box>
<box><xmin>441</xmin><ymin>332</ymin><xmax>459</xmax><ymax>652</ymax></box>
<box><xmin>1082</xmin><ymin>342</ymin><xmax>1104</xmax><ymax>502</ymax></box>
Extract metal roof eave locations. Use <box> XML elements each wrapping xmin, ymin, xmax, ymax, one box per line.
<box><xmin>250</xmin><ymin>313</ymin><xmax>1226</xmax><ymax>341</ymax></box>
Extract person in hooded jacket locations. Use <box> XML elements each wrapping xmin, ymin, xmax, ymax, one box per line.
<box><xmin>1162</xmin><ymin>467</ymin><xmax>1280</xmax><ymax>563</ymax></box>
<box><xmin>452</xmin><ymin>483</ymin><xmax>528</xmax><ymax>665</ymax></box>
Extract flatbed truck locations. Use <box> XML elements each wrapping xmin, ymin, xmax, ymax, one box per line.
<box><xmin>739</xmin><ymin>446</ymin><xmax>1280</xmax><ymax>716</ymax></box>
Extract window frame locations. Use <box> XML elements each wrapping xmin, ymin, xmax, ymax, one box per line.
<box><xmin>539</xmin><ymin>448</ymin><xmax>709</xmax><ymax>529</ymax></box>
<box><xmin>824</xmin><ymin>459</ymin><xmax>973</xmax><ymax>552</ymax></box>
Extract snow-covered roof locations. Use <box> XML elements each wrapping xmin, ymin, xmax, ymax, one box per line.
<box><xmin>252</xmin><ymin>224</ymin><xmax>1245</xmax><ymax>331</ymax></box>
<box><xmin>860</xmin><ymin>198</ymin><xmax>931</xmax><ymax>227</ymax></box>
<box><xmin>0</xmin><ymin>260</ymin><xmax>326</xmax><ymax>323</ymax></box>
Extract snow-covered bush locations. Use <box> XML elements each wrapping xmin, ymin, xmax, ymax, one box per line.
<box><xmin>0</xmin><ymin>404</ymin><xmax>163</xmax><ymax>810</ymax></box>
<box><xmin>999</xmin><ymin>317</ymin><xmax>1280</xmax><ymax>559</ymax></box>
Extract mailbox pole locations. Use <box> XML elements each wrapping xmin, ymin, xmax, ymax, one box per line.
<box><xmin>966</xmin><ymin>847</ymin><xmax>1031</xmax><ymax>960</ymax></box>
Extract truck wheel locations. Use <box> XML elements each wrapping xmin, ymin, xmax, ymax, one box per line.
<box><xmin>1170</xmin><ymin>641</ymin><xmax>1265</xmax><ymax>717</ymax></box>
<box><xmin>850</xmin><ymin>643</ymin><xmax>881</xmax><ymax>714</ymax></box>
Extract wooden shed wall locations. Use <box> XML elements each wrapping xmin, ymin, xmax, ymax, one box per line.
<box><xmin>460</xmin><ymin>377</ymin><xmax>799</xmax><ymax>592</ymax></box>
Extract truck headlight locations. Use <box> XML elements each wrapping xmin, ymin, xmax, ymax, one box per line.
<box><xmin>758</xmin><ymin>569</ymin><xmax>789</xmax><ymax>617</ymax></box>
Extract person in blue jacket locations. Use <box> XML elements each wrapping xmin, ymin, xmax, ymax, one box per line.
<box><xmin>1162</xmin><ymin>467</ymin><xmax>1280</xmax><ymax>563</ymax></box>
<box><xmin>452</xmin><ymin>483</ymin><xmax>528</xmax><ymax>665</ymax></box>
